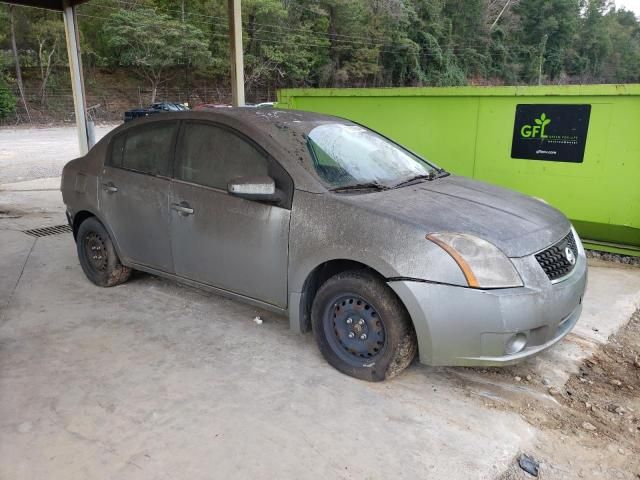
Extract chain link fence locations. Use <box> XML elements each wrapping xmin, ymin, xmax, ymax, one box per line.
<box><xmin>3</xmin><ymin>68</ymin><xmax>279</xmax><ymax>125</ymax></box>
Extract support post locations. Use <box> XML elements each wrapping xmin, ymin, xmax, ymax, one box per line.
<box><xmin>62</xmin><ymin>0</ymin><xmax>90</xmax><ymax>155</ymax></box>
<box><xmin>227</xmin><ymin>0</ymin><xmax>245</xmax><ymax>107</ymax></box>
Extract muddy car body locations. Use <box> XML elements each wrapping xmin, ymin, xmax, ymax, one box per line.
<box><xmin>62</xmin><ymin>108</ymin><xmax>587</xmax><ymax>381</ymax></box>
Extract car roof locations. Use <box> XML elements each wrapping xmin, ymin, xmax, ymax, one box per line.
<box><xmin>198</xmin><ymin>107</ymin><xmax>353</xmax><ymax>136</ymax></box>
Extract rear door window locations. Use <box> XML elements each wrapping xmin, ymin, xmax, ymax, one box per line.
<box><xmin>110</xmin><ymin>122</ymin><xmax>178</xmax><ymax>177</ymax></box>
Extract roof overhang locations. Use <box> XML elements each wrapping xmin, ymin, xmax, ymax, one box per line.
<box><xmin>4</xmin><ymin>0</ymin><xmax>90</xmax><ymax>10</ymax></box>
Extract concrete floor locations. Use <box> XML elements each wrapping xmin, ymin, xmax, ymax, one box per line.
<box><xmin>1</xmin><ymin>127</ymin><xmax>640</xmax><ymax>479</ymax></box>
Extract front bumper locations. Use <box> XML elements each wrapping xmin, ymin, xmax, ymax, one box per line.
<box><xmin>388</xmin><ymin>251</ymin><xmax>587</xmax><ymax>367</ymax></box>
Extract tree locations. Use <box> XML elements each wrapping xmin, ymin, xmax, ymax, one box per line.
<box><xmin>7</xmin><ymin>5</ymin><xmax>30</xmax><ymax>122</ymax></box>
<box><xmin>576</xmin><ymin>0</ymin><xmax>613</xmax><ymax>81</ymax></box>
<box><xmin>407</xmin><ymin>0</ymin><xmax>466</xmax><ymax>86</ymax></box>
<box><xmin>102</xmin><ymin>8</ymin><xmax>211</xmax><ymax>102</ymax></box>
<box><xmin>600</xmin><ymin>8</ymin><xmax>640</xmax><ymax>82</ymax></box>
<box><xmin>241</xmin><ymin>0</ymin><xmax>326</xmax><ymax>94</ymax></box>
<box><xmin>0</xmin><ymin>75</ymin><xmax>17</xmax><ymax>120</ymax></box>
<box><xmin>514</xmin><ymin>0</ymin><xmax>580</xmax><ymax>82</ymax></box>
<box><xmin>444</xmin><ymin>0</ymin><xmax>489</xmax><ymax>80</ymax></box>
<box><xmin>32</xmin><ymin>18</ymin><xmax>64</xmax><ymax>108</ymax></box>
<box><xmin>3</xmin><ymin>0</ymin><xmax>640</xmax><ymax>116</ymax></box>
<box><xmin>369</xmin><ymin>0</ymin><xmax>423</xmax><ymax>87</ymax></box>
<box><xmin>294</xmin><ymin>0</ymin><xmax>361</xmax><ymax>87</ymax></box>
<box><xmin>488</xmin><ymin>0</ymin><xmax>518</xmax><ymax>31</ymax></box>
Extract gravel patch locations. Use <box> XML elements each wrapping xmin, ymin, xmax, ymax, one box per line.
<box><xmin>0</xmin><ymin>124</ymin><xmax>118</xmax><ymax>184</ymax></box>
<box><xmin>586</xmin><ymin>249</ymin><xmax>640</xmax><ymax>267</ymax></box>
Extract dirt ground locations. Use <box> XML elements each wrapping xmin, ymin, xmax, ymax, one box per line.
<box><xmin>491</xmin><ymin>309</ymin><xmax>640</xmax><ymax>479</ymax></box>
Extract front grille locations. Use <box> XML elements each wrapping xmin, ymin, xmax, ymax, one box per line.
<box><xmin>535</xmin><ymin>232</ymin><xmax>578</xmax><ymax>281</ymax></box>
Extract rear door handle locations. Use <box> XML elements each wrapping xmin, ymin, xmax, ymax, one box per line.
<box><xmin>171</xmin><ymin>202</ymin><xmax>194</xmax><ymax>216</ymax></box>
<box><xmin>102</xmin><ymin>182</ymin><xmax>118</xmax><ymax>193</ymax></box>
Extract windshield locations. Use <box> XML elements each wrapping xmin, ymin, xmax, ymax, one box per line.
<box><xmin>307</xmin><ymin>123</ymin><xmax>438</xmax><ymax>190</ymax></box>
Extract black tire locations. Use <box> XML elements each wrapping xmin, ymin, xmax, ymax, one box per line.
<box><xmin>76</xmin><ymin>217</ymin><xmax>131</xmax><ymax>287</ymax></box>
<box><xmin>311</xmin><ymin>270</ymin><xmax>417</xmax><ymax>381</ymax></box>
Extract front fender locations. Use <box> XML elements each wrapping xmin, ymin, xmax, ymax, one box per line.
<box><xmin>288</xmin><ymin>191</ymin><xmax>468</xmax><ymax>293</ymax></box>
<box><xmin>286</xmin><ymin>190</ymin><xmax>469</xmax><ymax>333</ymax></box>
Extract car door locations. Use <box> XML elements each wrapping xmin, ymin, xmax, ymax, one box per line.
<box><xmin>98</xmin><ymin>120</ymin><xmax>178</xmax><ymax>273</ymax></box>
<box><xmin>169</xmin><ymin>121</ymin><xmax>293</xmax><ymax>308</ymax></box>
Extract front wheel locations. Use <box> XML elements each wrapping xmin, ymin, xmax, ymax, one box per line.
<box><xmin>311</xmin><ymin>270</ymin><xmax>417</xmax><ymax>381</ymax></box>
<box><xmin>76</xmin><ymin>217</ymin><xmax>131</xmax><ymax>287</ymax></box>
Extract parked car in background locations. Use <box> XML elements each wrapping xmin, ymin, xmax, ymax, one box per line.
<box><xmin>61</xmin><ymin>108</ymin><xmax>587</xmax><ymax>381</ymax></box>
<box><xmin>123</xmin><ymin>102</ymin><xmax>189</xmax><ymax>122</ymax></box>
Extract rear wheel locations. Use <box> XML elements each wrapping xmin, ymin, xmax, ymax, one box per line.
<box><xmin>311</xmin><ymin>270</ymin><xmax>417</xmax><ymax>381</ymax></box>
<box><xmin>76</xmin><ymin>217</ymin><xmax>131</xmax><ymax>287</ymax></box>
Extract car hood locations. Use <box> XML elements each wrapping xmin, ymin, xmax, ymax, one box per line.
<box><xmin>340</xmin><ymin>176</ymin><xmax>570</xmax><ymax>257</ymax></box>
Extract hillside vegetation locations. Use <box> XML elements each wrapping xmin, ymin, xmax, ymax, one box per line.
<box><xmin>1</xmin><ymin>0</ymin><xmax>640</xmax><ymax>122</ymax></box>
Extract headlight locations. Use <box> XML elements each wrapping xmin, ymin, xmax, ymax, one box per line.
<box><xmin>426</xmin><ymin>233</ymin><xmax>523</xmax><ymax>288</ymax></box>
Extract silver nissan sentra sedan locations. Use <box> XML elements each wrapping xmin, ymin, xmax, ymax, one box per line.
<box><xmin>61</xmin><ymin>108</ymin><xmax>587</xmax><ymax>381</ymax></box>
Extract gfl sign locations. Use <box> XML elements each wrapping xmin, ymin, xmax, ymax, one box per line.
<box><xmin>521</xmin><ymin>113</ymin><xmax>551</xmax><ymax>138</ymax></box>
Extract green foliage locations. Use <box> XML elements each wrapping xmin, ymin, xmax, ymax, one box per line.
<box><xmin>514</xmin><ymin>0</ymin><xmax>581</xmax><ymax>81</ymax></box>
<box><xmin>597</xmin><ymin>7</ymin><xmax>640</xmax><ymax>83</ymax></box>
<box><xmin>242</xmin><ymin>0</ymin><xmax>327</xmax><ymax>92</ymax></box>
<box><xmin>576</xmin><ymin>0</ymin><xmax>613</xmax><ymax>79</ymax></box>
<box><xmin>0</xmin><ymin>7</ymin><xmax>7</xmax><ymax>45</ymax></box>
<box><xmin>102</xmin><ymin>7</ymin><xmax>211</xmax><ymax>100</ymax></box>
<box><xmin>0</xmin><ymin>75</ymin><xmax>16</xmax><ymax>119</ymax></box>
<box><xmin>1</xmin><ymin>0</ymin><xmax>639</xmax><ymax>102</ymax></box>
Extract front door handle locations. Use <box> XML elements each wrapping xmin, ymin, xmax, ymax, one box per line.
<box><xmin>171</xmin><ymin>202</ymin><xmax>194</xmax><ymax>216</ymax></box>
<box><xmin>102</xmin><ymin>182</ymin><xmax>118</xmax><ymax>194</ymax></box>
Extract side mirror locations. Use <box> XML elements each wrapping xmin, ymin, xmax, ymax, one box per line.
<box><xmin>227</xmin><ymin>176</ymin><xmax>278</xmax><ymax>202</ymax></box>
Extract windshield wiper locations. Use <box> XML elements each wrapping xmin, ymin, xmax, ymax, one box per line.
<box><xmin>330</xmin><ymin>182</ymin><xmax>390</xmax><ymax>193</ymax></box>
<box><xmin>391</xmin><ymin>173</ymin><xmax>435</xmax><ymax>189</ymax></box>
<box><xmin>391</xmin><ymin>169</ymin><xmax>449</xmax><ymax>189</ymax></box>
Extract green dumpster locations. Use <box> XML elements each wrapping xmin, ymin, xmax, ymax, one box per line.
<box><xmin>278</xmin><ymin>85</ymin><xmax>640</xmax><ymax>256</ymax></box>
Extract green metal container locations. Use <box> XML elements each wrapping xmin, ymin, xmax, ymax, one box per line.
<box><xmin>278</xmin><ymin>85</ymin><xmax>640</xmax><ymax>255</ymax></box>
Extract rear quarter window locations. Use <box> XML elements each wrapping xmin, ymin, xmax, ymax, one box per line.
<box><xmin>109</xmin><ymin>134</ymin><xmax>125</xmax><ymax>168</ymax></box>
<box><xmin>109</xmin><ymin>122</ymin><xmax>178</xmax><ymax>177</ymax></box>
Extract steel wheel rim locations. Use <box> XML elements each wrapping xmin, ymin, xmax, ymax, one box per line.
<box><xmin>84</xmin><ymin>232</ymin><xmax>108</xmax><ymax>272</ymax></box>
<box><xmin>323</xmin><ymin>293</ymin><xmax>387</xmax><ymax>364</ymax></box>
